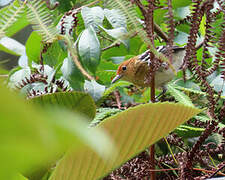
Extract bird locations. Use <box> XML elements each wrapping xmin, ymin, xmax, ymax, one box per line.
<box><xmin>111</xmin><ymin>46</ymin><xmax>186</xmax><ymax>91</ymax></box>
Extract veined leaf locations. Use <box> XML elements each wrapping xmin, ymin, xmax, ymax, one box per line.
<box><xmin>78</xmin><ymin>26</ymin><xmax>101</xmax><ymax>74</ymax></box>
<box><xmin>101</xmin><ymin>26</ymin><xmax>129</xmax><ymax>48</ymax></box>
<box><xmin>81</xmin><ymin>6</ymin><xmax>104</xmax><ymax>32</ymax></box>
<box><xmin>50</xmin><ymin>102</ymin><xmax>201</xmax><ymax>180</ymax></box>
<box><xmin>30</xmin><ymin>91</ymin><xmax>96</xmax><ymax>120</ymax></box>
<box><xmin>104</xmin><ymin>8</ymin><xmax>127</xmax><ymax>28</ymax></box>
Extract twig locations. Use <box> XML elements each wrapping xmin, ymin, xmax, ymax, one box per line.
<box><xmin>64</xmin><ymin>36</ymin><xmax>94</xmax><ymax>80</ymax></box>
<box><xmin>113</xmin><ymin>90</ymin><xmax>121</xmax><ymax>109</ymax></box>
<box><xmin>76</xmin><ymin>0</ymin><xmax>101</xmax><ymax>12</ymax></box>
<box><xmin>209</xmin><ymin>163</ymin><xmax>225</xmax><ymax>178</ymax></box>
<box><xmin>98</xmin><ymin>33</ymin><xmax>114</xmax><ymax>43</ymax></box>
<box><xmin>0</xmin><ymin>75</ymin><xmax>8</xmax><ymax>78</ymax></box>
<box><xmin>132</xmin><ymin>0</ymin><xmax>169</xmax><ymax>42</ymax></box>
<box><xmin>153</xmin><ymin>23</ymin><xmax>169</xmax><ymax>42</ymax></box>
<box><xmin>102</xmin><ymin>42</ymin><xmax>121</xmax><ymax>51</ymax></box>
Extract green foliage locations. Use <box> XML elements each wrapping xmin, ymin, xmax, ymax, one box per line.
<box><xmin>0</xmin><ymin>0</ymin><xmax>27</xmax><ymax>38</ymax></box>
<box><xmin>0</xmin><ymin>85</ymin><xmax>112</xmax><ymax>180</ymax></box>
<box><xmin>78</xmin><ymin>26</ymin><xmax>100</xmax><ymax>74</ymax></box>
<box><xmin>26</xmin><ymin>0</ymin><xmax>59</xmax><ymax>43</ymax></box>
<box><xmin>30</xmin><ymin>91</ymin><xmax>96</xmax><ymax>119</ymax></box>
<box><xmin>167</xmin><ymin>83</ymin><xmax>194</xmax><ymax>107</ymax></box>
<box><xmin>49</xmin><ymin>102</ymin><xmax>201</xmax><ymax>180</ymax></box>
<box><xmin>25</xmin><ymin>31</ymin><xmax>42</xmax><ymax>63</ymax></box>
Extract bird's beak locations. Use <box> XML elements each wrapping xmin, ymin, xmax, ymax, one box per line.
<box><xmin>111</xmin><ymin>75</ymin><xmax>122</xmax><ymax>84</ymax></box>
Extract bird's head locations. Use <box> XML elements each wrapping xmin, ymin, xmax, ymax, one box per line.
<box><xmin>111</xmin><ymin>59</ymin><xmax>135</xmax><ymax>84</ymax></box>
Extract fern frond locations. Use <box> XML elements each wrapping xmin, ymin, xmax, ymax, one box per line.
<box><xmin>26</xmin><ymin>0</ymin><xmax>59</xmax><ymax>43</ymax></box>
<box><xmin>0</xmin><ymin>1</ymin><xmax>26</xmax><ymax>38</ymax></box>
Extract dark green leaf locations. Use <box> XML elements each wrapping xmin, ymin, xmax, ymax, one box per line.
<box><xmin>42</xmin><ymin>41</ymin><xmax>67</xmax><ymax>67</ymax></box>
<box><xmin>30</xmin><ymin>91</ymin><xmax>96</xmax><ymax>120</ymax></box>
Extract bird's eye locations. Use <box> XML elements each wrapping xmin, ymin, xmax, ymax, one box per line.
<box><xmin>122</xmin><ymin>66</ymin><xmax>127</xmax><ymax>71</ymax></box>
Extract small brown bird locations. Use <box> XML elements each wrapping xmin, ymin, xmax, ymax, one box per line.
<box><xmin>111</xmin><ymin>46</ymin><xmax>186</xmax><ymax>89</ymax></box>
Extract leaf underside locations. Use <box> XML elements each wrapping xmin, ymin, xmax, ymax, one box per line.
<box><xmin>50</xmin><ymin>102</ymin><xmax>201</xmax><ymax>180</ymax></box>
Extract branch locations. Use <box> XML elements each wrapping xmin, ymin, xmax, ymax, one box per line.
<box><xmin>132</xmin><ymin>0</ymin><xmax>169</xmax><ymax>42</ymax></box>
<box><xmin>76</xmin><ymin>0</ymin><xmax>101</xmax><ymax>12</ymax></box>
<box><xmin>64</xmin><ymin>36</ymin><xmax>94</xmax><ymax>81</ymax></box>
<box><xmin>102</xmin><ymin>42</ymin><xmax>121</xmax><ymax>51</ymax></box>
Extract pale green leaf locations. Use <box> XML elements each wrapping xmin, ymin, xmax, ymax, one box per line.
<box><xmin>81</xmin><ymin>6</ymin><xmax>104</xmax><ymax>32</ymax></box>
<box><xmin>104</xmin><ymin>9</ymin><xmax>127</xmax><ymax>28</ymax></box>
<box><xmin>101</xmin><ymin>26</ymin><xmax>129</xmax><ymax>48</ymax></box>
<box><xmin>84</xmin><ymin>80</ymin><xmax>105</xmax><ymax>101</ymax></box>
<box><xmin>0</xmin><ymin>36</ymin><xmax>25</xmax><ymax>56</ymax></box>
<box><xmin>78</xmin><ymin>26</ymin><xmax>100</xmax><ymax>74</ymax></box>
<box><xmin>0</xmin><ymin>85</ymin><xmax>113</xmax><ymax>179</ymax></box>
<box><xmin>50</xmin><ymin>102</ymin><xmax>201</xmax><ymax>180</ymax></box>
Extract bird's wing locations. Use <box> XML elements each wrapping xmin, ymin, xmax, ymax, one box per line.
<box><xmin>138</xmin><ymin>46</ymin><xmax>185</xmax><ymax>66</ymax></box>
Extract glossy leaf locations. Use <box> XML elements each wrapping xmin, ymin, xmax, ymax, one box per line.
<box><xmin>104</xmin><ymin>9</ymin><xmax>127</xmax><ymax>28</ymax></box>
<box><xmin>101</xmin><ymin>26</ymin><xmax>129</xmax><ymax>48</ymax></box>
<box><xmin>84</xmin><ymin>80</ymin><xmax>105</xmax><ymax>102</ymax></box>
<box><xmin>50</xmin><ymin>102</ymin><xmax>201</xmax><ymax>180</ymax></box>
<box><xmin>78</xmin><ymin>26</ymin><xmax>100</xmax><ymax>74</ymax></box>
<box><xmin>0</xmin><ymin>36</ymin><xmax>25</xmax><ymax>56</ymax></box>
<box><xmin>8</xmin><ymin>67</ymin><xmax>31</xmax><ymax>89</ymax></box>
<box><xmin>210</xmin><ymin>74</ymin><xmax>225</xmax><ymax>96</ymax></box>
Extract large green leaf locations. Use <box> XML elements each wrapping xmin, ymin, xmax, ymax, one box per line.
<box><xmin>50</xmin><ymin>102</ymin><xmax>201</xmax><ymax>180</ymax></box>
<box><xmin>30</xmin><ymin>91</ymin><xmax>96</xmax><ymax>119</ymax></box>
<box><xmin>0</xmin><ymin>85</ymin><xmax>113</xmax><ymax>179</ymax></box>
<box><xmin>78</xmin><ymin>26</ymin><xmax>101</xmax><ymax>74</ymax></box>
